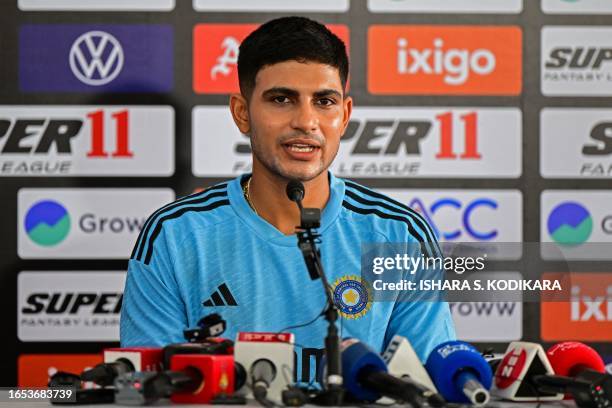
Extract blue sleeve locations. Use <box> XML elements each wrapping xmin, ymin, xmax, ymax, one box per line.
<box><xmin>120</xmin><ymin>232</ymin><xmax>187</xmax><ymax>347</ymax></box>
<box><xmin>383</xmin><ymin>238</ymin><xmax>456</xmax><ymax>362</ymax></box>
<box><xmin>384</xmin><ymin>294</ymin><xmax>456</xmax><ymax>362</ymax></box>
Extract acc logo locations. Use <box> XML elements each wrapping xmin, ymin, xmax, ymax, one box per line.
<box><xmin>410</xmin><ymin>198</ymin><xmax>499</xmax><ymax>241</ymax></box>
<box><xmin>25</xmin><ymin>200</ymin><xmax>70</xmax><ymax>246</ymax></box>
<box><xmin>332</xmin><ymin>275</ymin><xmax>372</xmax><ymax>319</ymax></box>
<box><xmin>69</xmin><ymin>31</ymin><xmax>124</xmax><ymax>86</ymax></box>
<box><xmin>495</xmin><ymin>348</ymin><xmax>527</xmax><ymax>389</ymax></box>
<box><xmin>547</xmin><ymin>202</ymin><xmax>593</xmax><ymax>245</ymax></box>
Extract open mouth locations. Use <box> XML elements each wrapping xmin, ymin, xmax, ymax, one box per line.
<box><xmin>282</xmin><ymin>140</ymin><xmax>321</xmax><ymax>160</ymax></box>
<box><xmin>287</xmin><ymin>143</ymin><xmax>317</xmax><ymax>153</ymax></box>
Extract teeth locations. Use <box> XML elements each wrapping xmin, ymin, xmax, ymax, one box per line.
<box><xmin>288</xmin><ymin>144</ymin><xmax>315</xmax><ymax>152</ymax></box>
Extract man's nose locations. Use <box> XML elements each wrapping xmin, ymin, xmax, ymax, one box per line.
<box><xmin>290</xmin><ymin>101</ymin><xmax>319</xmax><ymax>134</ymax></box>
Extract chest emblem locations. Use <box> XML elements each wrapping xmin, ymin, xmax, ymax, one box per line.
<box><xmin>332</xmin><ymin>275</ymin><xmax>372</xmax><ymax>319</ymax></box>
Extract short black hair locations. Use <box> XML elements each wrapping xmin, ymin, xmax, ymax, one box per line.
<box><xmin>237</xmin><ymin>16</ymin><xmax>349</xmax><ymax>98</ymax></box>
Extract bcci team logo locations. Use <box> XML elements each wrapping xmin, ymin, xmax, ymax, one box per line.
<box><xmin>332</xmin><ymin>275</ymin><xmax>372</xmax><ymax>319</ymax></box>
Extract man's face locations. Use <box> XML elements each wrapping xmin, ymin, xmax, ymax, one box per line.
<box><xmin>244</xmin><ymin>60</ymin><xmax>352</xmax><ymax>182</ymax></box>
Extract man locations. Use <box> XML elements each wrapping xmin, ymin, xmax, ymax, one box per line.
<box><xmin>121</xmin><ymin>16</ymin><xmax>455</xmax><ymax>382</ymax></box>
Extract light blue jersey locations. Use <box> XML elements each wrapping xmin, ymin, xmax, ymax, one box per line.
<box><xmin>121</xmin><ymin>172</ymin><xmax>455</xmax><ymax>381</ymax></box>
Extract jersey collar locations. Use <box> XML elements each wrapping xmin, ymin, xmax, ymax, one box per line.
<box><xmin>228</xmin><ymin>171</ymin><xmax>345</xmax><ymax>247</ymax></box>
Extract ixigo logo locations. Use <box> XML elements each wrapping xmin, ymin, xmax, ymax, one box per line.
<box><xmin>397</xmin><ymin>38</ymin><xmax>496</xmax><ymax>85</ymax></box>
<box><xmin>541</xmin><ymin>273</ymin><xmax>612</xmax><ymax>341</ymax></box>
<box><xmin>368</xmin><ymin>25</ymin><xmax>522</xmax><ymax>95</ymax></box>
<box><xmin>571</xmin><ymin>283</ymin><xmax>612</xmax><ymax>322</ymax></box>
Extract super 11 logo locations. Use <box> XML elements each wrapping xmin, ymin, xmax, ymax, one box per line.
<box><xmin>342</xmin><ymin>111</ymin><xmax>482</xmax><ymax>158</ymax></box>
<box><xmin>0</xmin><ymin>109</ymin><xmax>133</xmax><ymax>157</ymax></box>
<box><xmin>86</xmin><ymin>110</ymin><xmax>133</xmax><ymax>157</ymax></box>
<box><xmin>435</xmin><ymin>112</ymin><xmax>481</xmax><ymax>159</ymax></box>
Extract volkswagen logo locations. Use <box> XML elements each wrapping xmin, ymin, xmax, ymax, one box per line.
<box><xmin>69</xmin><ymin>30</ymin><xmax>124</xmax><ymax>86</ymax></box>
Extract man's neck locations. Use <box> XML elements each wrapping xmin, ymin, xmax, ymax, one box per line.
<box><xmin>248</xmin><ymin>166</ymin><xmax>330</xmax><ymax>235</ymax></box>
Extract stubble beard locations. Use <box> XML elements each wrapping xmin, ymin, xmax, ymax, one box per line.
<box><xmin>249</xmin><ymin>131</ymin><xmax>337</xmax><ymax>182</ymax></box>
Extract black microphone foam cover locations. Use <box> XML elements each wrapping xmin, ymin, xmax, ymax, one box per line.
<box><xmin>286</xmin><ymin>180</ymin><xmax>305</xmax><ymax>202</ymax></box>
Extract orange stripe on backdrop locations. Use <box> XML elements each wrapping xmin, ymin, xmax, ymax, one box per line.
<box><xmin>18</xmin><ymin>354</ymin><xmax>102</xmax><ymax>387</ymax></box>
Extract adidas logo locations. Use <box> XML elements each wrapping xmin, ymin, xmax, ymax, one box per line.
<box><xmin>202</xmin><ymin>283</ymin><xmax>238</xmax><ymax>307</ymax></box>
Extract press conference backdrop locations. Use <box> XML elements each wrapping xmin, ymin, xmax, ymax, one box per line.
<box><xmin>1</xmin><ymin>0</ymin><xmax>611</xmax><ymax>387</ymax></box>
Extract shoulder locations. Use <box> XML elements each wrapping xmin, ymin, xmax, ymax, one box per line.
<box><xmin>130</xmin><ymin>181</ymin><xmax>233</xmax><ymax>265</ymax></box>
<box><xmin>339</xmin><ymin>179</ymin><xmax>440</xmax><ymax>256</ymax></box>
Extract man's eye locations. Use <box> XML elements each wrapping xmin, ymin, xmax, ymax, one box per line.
<box><xmin>317</xmin><ymin>98</ymin><xmax>335</xmax><ymax>106</ymax></box>
<box><xmin>273</xmin><ymin>96</ymin><xmax>290</xmax><ymax>104</ymax></box>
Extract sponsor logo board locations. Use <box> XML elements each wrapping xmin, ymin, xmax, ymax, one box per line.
<box><xmin>451</xmin><ymin>272</ymin><xmax>523</xmax><ymax>342</ymax></box>
<box><xmin>19</xmin><ymin>0</ymin><xmax>174</xmax><ymax>10</ymax></box>
<box><xmin>18</xmin><ymin>271</ymin><xmax>125</xmax><ymax>341</ymax></box>
<box><xmin>19</xmin><ymin>24</ymin><xmax>173</xmax><ymax>92</ymax></box>
<box><xmin>541</xmin><ymin>108</ymin><xmax>612</xmax><ymax>178</ymax></box>
<box><xmin>0</xmin><ymin>106</ymin><xmax>174</xmax><ymax>176</ymax></box>
<box><xmin>542</xmin><ymin>0</ymin><xmax>612</xmax><ymax>14</ymax></box>
<box><xmin>18</xmin><ymin>189</ymin><xmax>174</xmax><ymax>259</ymax></box>
<box><xmin>541</xmin><ymin>191</ymin><xmax>612</xmax><ymax>260</ymax></box>
<box><xmin>368</xmin><ymin>0</ymin><xmax>522</xmax><ymax>13</ymax></box>
<box><xmin>541</xmin><ymin>273</ymin><xmax>612</xmax><ymax>341</ymax></box>
<box><xmin>193</xmin><ymin>0</ymin><xmax>348</xmax><ymax>11</ymax></box>
<box><xmin>542</xmin><ymin>26</ymin><xmax>612</xmax><ymax>96</ymax></box>
<box><xmin>380</xmin><ymin>189</ymin><xmax>523</xmax><ymax>249</ymax></box>
<box><xmin>193</xmin><ymin>24</ymin><xmax>349</xmax><ymax>94</ymax></box>
<box><xmin>368</xmin><ymin>25</ymin><xmax>522</xmax><ymax>95</ymax></box>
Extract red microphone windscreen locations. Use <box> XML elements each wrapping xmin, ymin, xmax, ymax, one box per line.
<box><xmin>546</xmin><ymin>342</ymin><xmax>605</xmax><ymax>377</ymax></box>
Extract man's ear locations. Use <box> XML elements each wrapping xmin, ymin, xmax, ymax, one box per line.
<box><xmin>342</xmin><ymin>95</ymin><xmax>353</xmax><ymax>133</ymax></box>
<box><xmin>229</xmin><ymin>93</ymin><xmax>250</xmax><ymax>134</ymax></box>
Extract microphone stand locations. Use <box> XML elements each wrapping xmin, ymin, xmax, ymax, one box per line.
<box><xmin>292</xmin><ymin>197</ymin><xmax>344</xmax><ymax>406</ymax></box>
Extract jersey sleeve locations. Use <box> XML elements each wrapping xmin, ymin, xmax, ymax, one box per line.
<box><xmin>382</xmin><ymin>224</ymin><xmax>457</xmax><ymax>362</ymax></box>
<box><xmin>383</xmin><ymin>291</ymin><xmax>456</xmax><ymax>362</ymax></box>
<box><xmin>120</xmin><ymin>228</ymin><xmax>187</xmax><ymax>347</ymax></box>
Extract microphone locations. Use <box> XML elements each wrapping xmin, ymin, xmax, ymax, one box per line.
<box><xmin>286</xmin><ymin>180</ymin><xmax>305</xmax><ymax>204</ymax></box>
<box><xmin>80</xmin><ymin>347</ymin><xmax>162</xmax><ymax>387</ymax></box>
<box><xmin>168</xmin><ymin>354</ymin><xmax>235</xmax><ymax>404</ymax></box>
<box><xmin>425</xmin><ymin>340</ymin><xmax>492</xmax><ymax>406</ymax></box>
<box><xmin>534</xmin><ymin>341</ymin><xmax>611</xmax><ymax>407</ymax></box>
<box><xmin>547</xmin><ymin>342</ymin><xmax>606</xmax><ymax>378</ymax></box>
<box><xmin>381</xmin><ymin>335</ymin><xmax>438</xmax><ymax>393</ymax></box>
<box><xmin>48</xmin><ymin>371</ymin><xmax>115</xmax><ymax>405</ymax></box>
<box><xmin>162</xmin><ymin>337</ymin><xmax>234</xmax><ymax>368</ymax></box>
<box><xmin>162</xmin><ymin>338</ymin><xmax>245</xmax><ymax>392</ymax></box>
<box><xmin>286</xmin><ymin>180</ymin><xmax>339</xmax><ymax>406</ymax></box>
<box><xmin>114</xmin><ymin>354</ymin><xmax>235</xmax><ymax>405</ymax></box>
<box><xmin>251</xmin><ymin>359</ymin><xmax>278</xmax><ymax>408</ymax></box>
<box><xmin>338</xmin><ymin>338</ymin><xmax>445</xmax><ymax>407</ymax></box>
<box><xmin>492</xmin><ymin>341</ymin><xmax>563</xmax><ymax>401</ymax></box>
<box><xmin>234</xmin><ymin>332</ymin><xmax>295</xmax><ymax>405</ymax></box>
